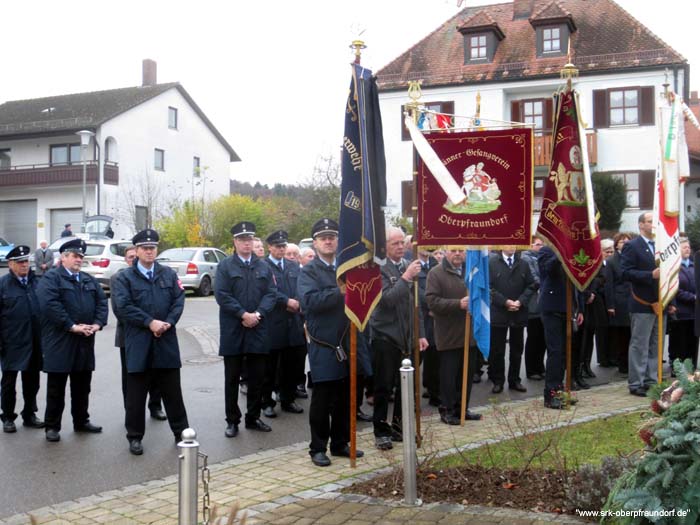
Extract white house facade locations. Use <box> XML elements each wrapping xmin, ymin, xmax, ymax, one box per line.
<box><xmin>376</xmin><ymin>0</ymin><xmax>689</xmax><ymax>234</ymax></box>
<box><xmin>0</xmin><ymin>60</ymin><xmax>239</xmax><ymax>247</ymax></box>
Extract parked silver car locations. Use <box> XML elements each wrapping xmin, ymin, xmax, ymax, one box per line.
<box><xmin>81</xmin><ymin>239</ymin><xmax>134</xmax><ymax>288</ymax></box>
<box><xmin>156</xmin><ymin>247</ymin><xmax>228</xmax><ymax>297</ymax></box>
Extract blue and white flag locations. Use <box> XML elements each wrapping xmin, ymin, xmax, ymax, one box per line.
<box><xmin>466</xmin><ymin>248</ymin><xmax>490</xmax><ymax>359</ymax></box>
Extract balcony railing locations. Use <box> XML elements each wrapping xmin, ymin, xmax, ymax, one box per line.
<box><xmin>534</xmin><ymin>131</ymin><xmax>597</xmax><ymax>168</ymax></box>
<box><xmin>0</xmin><ymin>161</ymin><xmax>119</xmax><ymax>187</ymax></box>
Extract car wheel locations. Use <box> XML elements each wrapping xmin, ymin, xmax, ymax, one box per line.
<box><xmin>196</xmin><ymin>276</ymin><xmax>212</xmax><ymax>297</ymax></box>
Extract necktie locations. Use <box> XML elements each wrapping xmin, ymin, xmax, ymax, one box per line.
<box><xmin>278</xmin><ymin>261</ymin><xmax>283</xmax><ymax>271</ymax></box>
<box><xmin>507</xmin><ymin>257</ymin><xmax>513</xmax><ymax>268</ymax></box>
<box><xmin>20</xmin><ymin>277</ymin><xmax>27</xmax><ymax>286</ymax></box>
<box><xmin>147</xmin><ymin>270</ymin><xmax>153</xmax><ymax>281</ymax></box>
<box><xmin>329</xmin><ymin>264</ymin><xmax>335</xmax><ymax>272</ymax></box>
<box><xmin>396</xmin><ymin>262</ymin><xmax>404</xmax><ymax>273</ymax></box>
<box><xmin>245</xmin><ymin>260</ymin><xmax>250</xmax><ymax>266</ymax></box>
<box><xmin>649</xmin><ymin>241</ymin><xmax>655</xmax><ymax>252</ymax></box>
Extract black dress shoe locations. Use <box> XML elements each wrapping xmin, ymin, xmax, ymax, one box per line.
<box><xmin>245</xmin><ymin>419</ymin><xmax>272</xmax><ymax>432</ymax></box>
<box><xmin>310</xmin><ymin>451</ymin><xmax>331</xmax><ymax>467</ymax></box>
<box><xmin>375</xmin><ymin>436</ymin><xmax>393</xmax><ymax>450</ymax></box>
<box><xmin>3</xmin><ymin>420</ymin><xmax>16</xmax><ymax>433</ymax></box>
<box><xmin>150</xmin><ymin>409</ymin><xmax>167</xmax><ymax>421</ymax></box>
<box><xmin>428</xmin><ymin>397</ymin><xmax>441</xmax><ymax>407</ymax></box>
<box><xmin>464</xmin><ymin>410</ymin><xmax>482</xmax><ymax>421</ymax></box>
<box><xmin>390</xmin><ymin>427</ymin><xmax>403</xmax><ymax>442</ymax></box>
<box><xmin>263</xmin><ymin>406</ymin><xmax>276</xmax><ymax>418</ymax></box>
<box><xmin>440</xmin><ymin>414</ymin><xmax>460</xmax><ymax>425</ymax></box>
<box><xmin>23</xmin><ymin>415</ymin><xmax>45</xmax><ymax>428</ymax></box>
<box><xmin>225</xmin><ymin>423</ymin><xmax>239</xmax><ymax>438</ymax></box>
<box><xmin>129</xmin><ymin>439</ymin><xmax>143</xmax><ymax>455</ymax></box>
<box><xmin>46</xmin><ymin>429</ymin><xmax>61</xmax><ymax>442</ymax></box>
<box><xmin>74</xmin><ymin>422</ymin><xmax>102</xmax><ymax>433</ymax></box>
<box><xmin>509</xmin><ymin>383</ymin><xmax>527</xmax><ymax>393</ymax></box>
<box><xmin>491</xmin><ymin>384</ymin><xmax>504</xmax><ymax>394</ymax></box>
<box><xmin>295</xmin><ymin>385</ymin><xmax>309</xmax><ymax>399</ymax></box>
<box><xmin>544</xmin><ymin>397</ymin><xmax>564</xmax><ymax>409</ymax></box>
<box><xmin>472</xmin><ymin>373</ymin><xmax>482</xmax><ymax>384</ymax></box>
<box><xmin>629</xmin><ymin>388</ymin><xmax>647</xmax><ymax>397</ymax></box>
<box><xmin>527</xmin><ymin>373</ymin><xmax>545</xmax><ymax>381</ymax></box>
<box><xmin>331</xmin><ymin>445</ymin><xmax>364</xmax><ymax>458</ymax></box>
<box><xmin>281</xmin><ymin>402</ymin><xmax>304</xmax><ymax>414</ymax></box>
<box><xmin>356</xmin><ymin>410</ymin><xmax>373</xmax><ymax>422</ymax></box>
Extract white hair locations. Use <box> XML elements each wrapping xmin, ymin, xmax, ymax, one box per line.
<box><xmin>300</xmin><ymin>247</ymin><xmax>314</xmax><ymax>257</ymax></box>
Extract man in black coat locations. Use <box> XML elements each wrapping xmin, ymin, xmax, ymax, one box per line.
<box><xmin>111</xmin><ymin>229</ymin><xmax>188</xmax><ymax>455</ymax></box>
<box><xmin>417</xmin><ymin>248</ymin><xmax>439</xmax><ymax>405</ymax></box>
<box><xmin>260</xmin><ymin>230</ymin><xmax>305</xmax><ymax>417</ymax></box>
<box><xmin>488</xmin><ymin>246</ymin><xmax>536</xmax><ymax>394</ymax></box>
<box><xmin>215</xmin><ymin>221</ymin><xmax>277</xmax><ymax>437</ymax></box>
<box><xmin>0</xmin><ymin>246</ymin><xmax>44</xmax><ymax>433</ymax></box>
<box><xmin>37</xmin><ymin>238</ymin><xmax>108</xmax><ymax>442</ymax></box>
<box><xmin>298</xmin><ymin>218</ymin><xmax>365</xmax><ymax>467</ymax></box>
<box><xmin>109</xmin><ymin>245</ymin><xmax>165</xmax><ymax>420</ymax></box>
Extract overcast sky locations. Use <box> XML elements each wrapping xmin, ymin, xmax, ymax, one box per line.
<box><xmin>1</xmin><ymin>0</ymin><xmax>696</xmax><ymax>187</ymax></box>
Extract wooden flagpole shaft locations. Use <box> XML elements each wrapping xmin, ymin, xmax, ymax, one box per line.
<box><xmin>565</xmin><ymin>280</ymin><xmax>573</xmax><ymax>393</ymax></box>
<box><xmin>350</xmin><ymin>323</ymin><xmax>357</xmax><ymax>467</ymax></box>
<box><xmin>460</xmin><ymin>312</ymin><xmax>472</xmax><ymax>426</ymax></box>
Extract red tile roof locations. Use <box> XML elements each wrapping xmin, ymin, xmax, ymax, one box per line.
<box><xmin>377</xmin><ymin>0</ymin><xmax>686</xmax><ymax>90</ymax></box>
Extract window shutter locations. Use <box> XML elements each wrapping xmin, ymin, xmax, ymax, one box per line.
<box><xmin>511</xmin><ymin>101</ymin><xmax>522</xmax><ymax>123</ymax></box>
<box><xmin>560</xmin><ymin>25</ymin><xmax>569</xmax><ymax>56</ymax></box>
<box><xmin>638</xmin><ymin>170</ymin><xmax>655</xmax><ymax>209</ymax></box>
<box><xmin>441</xmin><ymin>101</ymin><xmax>455</xmax><ymax>119</ymax></box>
<box><xmin>401</xmin><ymin>104</ymin><xmax>410</xmax><ymax>141</ymax></box>
<box><xmin>593</xmin><ymin>90</ymin><xmax>609</xmax><ymax>129</ymax></box>
<box><xmin>639</xmin><ymin>86</ymin><xmax>655</xmax><ymax>126</ymax></box>
<box><xmin>401</xmin><ymin>180</ymin><xmax>414</xmax><ymax>217</ymax></box>
<box><xmin>536</xmin><ymin>28</ymin><xmax>543</xmax><ymax>57</ymax></box>
<box><xmin>544</xmin><ymin>98</ymin><xmax>554</xmax><ymax>131</ymax></box>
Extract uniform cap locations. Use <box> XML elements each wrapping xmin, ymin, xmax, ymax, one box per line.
<box><xmin>132</xmin><ymin>229</ymin><xmax>160</xmax><ymax>246</ymax></box>
<box><xmin>265</xmin><ymin>230</ymin><xmax>288</xmax><ymax>246</ymax></box>
<box><xmin>311</xmin><ymin>218</ymin><xmax>339</xmax><ymax>239</ymax></box>
<box><xmin>231</xmin><ymin>221</ymin><xmax>256</xmax><ymax>237</ymax></box>
<box><xmin>59</xmin><ymin>238</ymin><xmax>87</xmax><ymax>254</ymax></box>
<box><xmin>6</xmin><ymin>245</ymin><xmax>31</xmax><ymax>261</ymax></box>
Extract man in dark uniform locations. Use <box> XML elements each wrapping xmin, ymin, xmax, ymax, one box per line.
<box><xmin>215</xmin><ymin>221</ymin><xmax>277</xmax><ymax>437</ymax></box>
<box><xmin>297</xmin><ymin>218</ymin><xmax>364</xmax><ymax>467</ymax></box>
<box><xmin>260</xmin><ymin>230</ymin><xmax>305</xmax><ymax>418</ymax></box>
<box><xmin>111</xmin><ymin>229</ymin><xmax>189</xmax><ymax>455</ymax></box>
<box><xmin>109</xmin><ymin>245</ymin><xmax>165</xmax><ymax>420</ymax></box>
<box><xmin>418</xmin><ymin>248</ymin><xmax>439</xmax><ymax>406</ymax></box>
<box><xmin>38</xmin><ymin>238</ymin><xmax>108</xmax><ymax>442</ymax></box>
<box><xmin>60</xmin><ymin>224</ymin><xmax>73</xmax><ymax>238</ymax></box>
<box><xmin>0</xmin><ymin>246</ymin><xmax>44</xmax><ymax>433</ymax></box>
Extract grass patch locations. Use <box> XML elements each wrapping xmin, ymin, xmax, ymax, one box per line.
<box><xmin>438</xmin><ymin>411</ymin><xmax>645</xmax><ymax>471</ymax></box>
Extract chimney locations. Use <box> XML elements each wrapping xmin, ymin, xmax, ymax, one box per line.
<box><xmin>512</xmin><ymin>0</ymin><xmax>536</xmax><ymax>19</ymax></box>
<box><xmin>142</xmin><ymin>59</ymin><xmax>157</xmax><ymax>87</ymax></box>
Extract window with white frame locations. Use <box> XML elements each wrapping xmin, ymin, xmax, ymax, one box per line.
<box><xmin>154</xmin><ymin>148</ymin><xmax>165</xmax><ymax>171</ymax></box>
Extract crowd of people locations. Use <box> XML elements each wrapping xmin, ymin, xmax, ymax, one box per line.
<box><xmin>0</xmin><ymin>211</ymin><xmax>697</xmax><ymax>466</ymax></box>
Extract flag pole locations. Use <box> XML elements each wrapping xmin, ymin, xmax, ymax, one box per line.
<box><xmin>565</xmin><ymin>279</ymin><xmax>573</xmax><ymax>393</ymax></box>
<box><xmin>460</xmin><ymin>312</ymin><xmax>472</xmax><ymax>426</ymax></box>
<box><xmin>347</xmin><ymin>39</ymin><xmax>366</xmax><ymax>468</ymax></box>
<box><xmin>407</xmin><ymin>80</ymin><xmax>422</xmax><ymax>446</ymax></box>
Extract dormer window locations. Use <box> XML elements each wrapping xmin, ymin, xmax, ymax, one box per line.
<box><xmin>542</xmin><ymin>27</ymin><xmax>561</xmax><ymax>53</ymax></box>
<box><xmin>469</xmin><ymin>35</ymin><xmax>488</xmax><ymax>60</ymax></box>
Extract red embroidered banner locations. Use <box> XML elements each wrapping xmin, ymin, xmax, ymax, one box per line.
<box><xmin>416</xmin><ymin>128</ymin><xmax>533</xmax><ymax>246</ymax></box>
<box><xmin>537</xmin><ymin>90</ymin><xmax>602</xmax><ymax>291</ymax></box>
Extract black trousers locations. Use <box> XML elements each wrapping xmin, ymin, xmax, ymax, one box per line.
<box><xmin>371</xmin><ymin>338</ymin><xmax>406</xmax><ymax>437</ymax></box>
<box><xmin>262</xmin><ymin>345</ymin><xmax>306</xmax><ymax>408</ymax></box>
<box><xmin>422</xmin><ymin>343</ymin><xmax>440</xmax><ymax>399</ymax></box>
<box><xmin>439</xmin><ymin>346</ymin><xmax>477</xmax><ymax>416</ymax></box>
<box><xmin>542</xmin><ymin>313</ymin><xmax>566</xmax><ymax>398</ymax></box>
<box><xmin>44</xmin><ymin>371</ymin><xmax>92</xmax><ymax>432</ymax></box>
<box><xmin>609</xmin><ymin>325</ymin><xmax>631</xmax><ymax>373</ymax></box>
<box><xmin>309</xmin><ymin>378</ymin><xmax>349</xmax><ymax>454</ymax></box>
<box><xmin>119</xmin><ymin>347</ymin><xmax>162</xmax><ymax>412</ymax></box>
<box><xmin>125</xmin><ymin>368</ymin><xmax>188</xmax><ymax>441</ymax></box>
<box><xmin>524</xmin><ymin>317</ymin><xmax>547</xmax><ymax>377</ymax></box>
<box><xmin>489</xmin><ymin>325</ymin><xmax>524</xmax><ymax>386</ymax></box>
<box><xmin>224</xmin><ymin>354</ymin><xmax>266</xmax><ymax>424</ymax></box>
<box><xmin>668</xmin><ymin>319</ymin><xmax>699</xmax><ymax>369</ymax></box>
<box><xmin>583</xmin><ymin>320</ymin><xmax>611</xmax><ymax>366</ymax></box>
<box><xmin>1</xmin><ymin>369</ymin><xmax>40</xmax><ymax>422</ymax></box>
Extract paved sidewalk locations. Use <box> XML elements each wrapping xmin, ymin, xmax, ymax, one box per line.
<box><xmin>3</xmin><ymin>382</ymin><xmax>647</xmax><ymax>525</ymax></box>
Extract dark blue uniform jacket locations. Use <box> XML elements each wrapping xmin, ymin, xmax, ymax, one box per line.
<box><xmin>215</xmin><ymin>254</ymin><xmax>276</xmax><ymax>357</ymax></box>
<box><xmin>537</xmin><ymin>247</ymin><xmax>584</xmax><ymax>314</ymax></box>
<box><xmin>0</xmin><ymin>270</ymin><xmax>41</xmax><ymax>371</ymax></box>
<box><xmin>620</xmin><ymin>236</ymin><xmax>658</xmax><ymax>314</ymax></box>
<box><xmin>265</xmin><ymin>258</ymin><xmax>306</xmax><ymax>349</ymax></box>
<box><xmin>37</xmin><ymin>267</ymin><xmax>108</xmax><ymax>373</ymax></box>
<box><xmin>111</xmin><ymin>262</ymin><xmax>185</xmax><ymax>372</ymax></box>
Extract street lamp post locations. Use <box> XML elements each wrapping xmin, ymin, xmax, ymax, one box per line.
<box><xmin>76</xmin><ymin>130</ymin><xmax>95</xmax><ymax>232</ymax></box>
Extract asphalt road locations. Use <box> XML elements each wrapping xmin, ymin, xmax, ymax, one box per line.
<box><xmin>0</xmin><ymin>282</ymin><xmax>623</xmax><ymax>518</ymax></box>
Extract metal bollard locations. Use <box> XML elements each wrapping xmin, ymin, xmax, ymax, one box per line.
<box><xmin>178</xmin><ymin>428</ymin><xmax>199</xmax><ymax>525</ymax></box>
<box><xmin>400</xmin><ymin>358</ymin><xmax>420</xmax><ymax>506</ymax></box>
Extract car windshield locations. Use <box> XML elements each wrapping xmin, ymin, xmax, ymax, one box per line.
<box><xmin>84</xmin><ymin>244</ymin><xmax>105</xmax><ymax>256</ymax></box>
<box><xmin>157</xmin><ymin>249</ymin><xmax>196</xmax><ymax>261</ymax></box>
<box><xmin>0</xmin><ymin>238</ymin><xmax>8</xmax><ymax>247</ymax></box>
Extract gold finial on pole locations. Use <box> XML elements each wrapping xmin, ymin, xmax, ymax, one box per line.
<box><xmin>560</xmin><ymin>39</ymin><xmax>578</xmax><ymax>91</ymax></box>
<box><xmin>350</xmin><ymin>40</ymin><xmax>367</xmax><ymax>65</ymax></box>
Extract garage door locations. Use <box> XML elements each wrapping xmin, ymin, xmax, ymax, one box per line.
<box><xmin>0</xmin><ymin>200</ymin><xmax>37</xmax><ymax>249</ymax></box>
<box><xmin>50</xmin><ymin>208</ymin><xmax>83</xmax><ymax>242</ymax></box>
